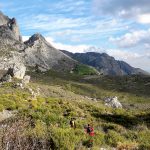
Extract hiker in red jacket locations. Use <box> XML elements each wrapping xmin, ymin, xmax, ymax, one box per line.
<box><xmin>86</xmin><ymin>124</ymin><xmax>95</xmax><ymax>136</ymax></box>
<box><xmin>85</xmin><ymin>124</ymin><xmax>95</xmax><ymax>148</ymax></box>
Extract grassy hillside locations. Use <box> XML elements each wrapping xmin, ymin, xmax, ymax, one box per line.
<box><xmin>0</xmin><ymin>71</ymin><xmax>150</xmax><ymax>149</ymax></box>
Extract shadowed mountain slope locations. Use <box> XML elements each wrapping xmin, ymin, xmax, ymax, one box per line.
<box><xmin>61</xmin><ymin>50</ymin><xmax>149</xmax><ymax>76</ymax></box>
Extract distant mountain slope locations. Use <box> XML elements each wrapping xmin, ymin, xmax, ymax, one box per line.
<box><xmin>61</xmin><ymin>50</ymin><xmax>148</xmax><ymax>76</ymax></box>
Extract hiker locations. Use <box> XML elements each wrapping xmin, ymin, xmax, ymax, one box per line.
<box><xmin>86</xmin><ymin>124</ymin><xmax>94</xmax><ymax>136</ymax></box>
<box><xmin>85</xmin><ymin>124</ymin><xmax>95</xmax><ymax>148</ymax></box>
<box><xmin>70</xmin><ymin>118</ymin><xmax>76</xmax><ymax>128</ymax></box>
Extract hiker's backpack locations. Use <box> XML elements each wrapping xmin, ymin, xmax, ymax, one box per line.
<box><xmin>87</xmin><ymin>127</ymin><xmax>92</xmax><ymax>133</ymax></box>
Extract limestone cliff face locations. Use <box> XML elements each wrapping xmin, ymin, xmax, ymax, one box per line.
<box><xmin>0</xmin><ymin>25</ymin><xmax>25</xmax><ymax>72</ymax></box>
<box><xmin>24</xmin><ymin>34</ymin><xmax>76</xmax><ymax>72</ymax></box>
<box><xmin>0</xmin><ymin>11</ymin><xmax>22</xmax><ymax>42</ymax></box>
<box><xmin>7</xmin><ymin>18</ymin><xmax>22</xmax><ymax>42</ymax></box>
<box><xmin>0</xmin><ymin>11</ymin><xmax>9</xmax><ymax>25</ymax></box>
<box><xmin>0</xmin><ymin>11</ymin><xmax>77</xmax><ymax>73</ymax></box>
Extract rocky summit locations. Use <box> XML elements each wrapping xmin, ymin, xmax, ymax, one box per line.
<box><xmin>0</xmin><ymin>11</ymin><xmax>78</xmax><ymax>78</ymax></box>
<box><xmin>24</xmin><ymin>33</ymin><xmax>76</xmax><ymax>72</ymax></box>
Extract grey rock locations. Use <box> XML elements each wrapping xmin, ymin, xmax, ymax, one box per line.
<box><xmin>0</xmin><ymin>110</ymin><xmax>16</xmax><ymax>121</ymax></box>
<box><xmin>0</xmin><ymin>74</ymin><xmax>12</xmax><ymax>83</ymax></box>
<box><xmin>24</xmin><ymin>34</ymin><xmax>76</xmax><ymax>72</ymax></box>
<box><xmin>27</xmin><ymin>87</ymin><xmax>40</xmax><ymax>99</ymax></box>
<box><xmin>0</xmin><ymin>11</ymin><xmax>22</xmax><ymax>42</ymax></box>
<box><xmin>0</xmin><ymin>11</ymin><xmax>92</xmax><ymax>75</ymax></box>
<box><xmin>7</xmin><ymin>18</ymin><xmax>22</xmax><ymax>42</ymax></box>
<box><xmin>13</xmin><ymin>63</ymin><xmax>26</xmax><ymax>79</ymax></box>
<box><xmin>0</xmin><ymin>11</ymin><xmax>9</xmax><ymax>26</ymax></box>
<box><xmin>16</xmin><ymin>83</ymin><xmax>24</xmax><ymax>89</ymax></box>
<box><xmin>104</xmin><ymin>96</ymin><xmax>122</xmax><ymax>108</ymax></box>
<box><xmin>22</xmin><ymin>75</ymin><xmax>30</xmax><ymax>85</ymax></box>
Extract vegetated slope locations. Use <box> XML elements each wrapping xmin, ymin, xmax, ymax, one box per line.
<box><xmin>61</xmin><ymin>50</ymin><xmax>148</xmax><ymax>76</ymax></box>
<box><xmin>0</xmin><ymin>71</ymin><xmax>150</xmax><ymax>149</ymax></box>
<box><xmin>84</xmin><ymin>75</ymin><xmax>150</xmax><ymax>98</ymax></box>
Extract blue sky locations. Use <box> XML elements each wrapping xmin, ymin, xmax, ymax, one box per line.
<box><xmin>0</xmin><ymin>0</ymin><xmax>150</xmax><ymax>72</ymax></box>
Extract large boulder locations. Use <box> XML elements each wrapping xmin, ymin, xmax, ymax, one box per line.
<box><xmin>104</xmin><ymin>96</ymin><xmax>122</xmax><ymax>108</ymax></box>
<box><xmin>11</xmin><ymin>63</ymin><xmax>26</xmax><ymax>79</ymax></box>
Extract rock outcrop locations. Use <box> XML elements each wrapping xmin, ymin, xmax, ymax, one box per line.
<box><xmin>104</xmin><ymin>96</ymin><xmax>122</xmax><ymax>108</ymax></box>
<box><xmin>0</xmin><ymin>110</ymin><xmax>16</xmax><ymax>122</ymax></box>
<box><xmin>0</xmin><ymin>11</ymin><xmax>78</xmax><ymax>74</ymax></box>
<box><xmin>24</xmin><ymin>34</ymin><xmax>76</xmax><ymax>72</ymax></box>
<box><xmin>22</xmin><ymin>75</ymin><xmax>30</xmax><ymax>85</ymax></box>
<box><xmin>0</xmin><ymin>11</ymin><xmax>9</xmax><ymax>26</ymax></box>
<box><xmin>7</xmin><ymin>18</ymin><xmax>22</xmax><ymax>42</ymax></box>
<box><xmin>0</xmin><ymin>74</ymin><xmax>12</xmax><ymax>83</ymax></box>
<box><xmin>0</xmin><ymin>11</ymin><xmax>22</xmax><ymax>42</ymax></box>
<box><xmin>11</xmin><ymin>63</ymin><xmax>26</xmax><ymax>79</ymax></box>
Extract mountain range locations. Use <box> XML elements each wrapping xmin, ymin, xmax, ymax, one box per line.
<box><xmin>61</xmin><ymin>50</ymin><xmax>148</xmax><ymax>76</ymax></box>
<box><xmin>0</xmin><ymin>11</ymin><xmax>148</xmax><ymax>76</ymax></box>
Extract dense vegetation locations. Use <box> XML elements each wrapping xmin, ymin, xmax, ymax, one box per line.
<box><xmin>0</xmin><ymin>71</ymin><xmax>150</xmax><ymax>149</ymax></box>
<box><xmin>72</xmin><ymin>64</ymin><xmax>98</xmax><ymax>75</ymax></box>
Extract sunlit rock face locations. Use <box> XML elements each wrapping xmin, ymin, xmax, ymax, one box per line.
<box><xmin>0</xmin><ymin>11</ymin><xmax>77</xmax><ymax>74</ymax></box>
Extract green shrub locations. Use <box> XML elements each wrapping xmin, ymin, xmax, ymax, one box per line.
<box><xmin>137</xmin><ymin>131</ymin><xmax>150</xmax><ymax>149</ymax></box>
<box><xmin>73</xmin><ymin>64</ymin><xmax>98</xmax><ymax>75</ymax></box>
<box><xmin>0</xmin><ymin>104</ymin><xmax>4</xmax><ymax>112</ymax></box>
<box><xmin>117</xmin><ymin>141</ymin><xmax>138</xmax><ymax>150</ymax></box>
<box><xmin>51</xmin><ymin>127</ymin><xmax>82</xmax><ymax>150</ymax></box>
<box><xmin>93</xmin><ymin>131</ymin><xmax>105</xmax><ymax>146</ymax></box>
<box><xmin>105</xmin><ymin>130</ymin><xmax>126</xmax><ymax>147</ymax></box>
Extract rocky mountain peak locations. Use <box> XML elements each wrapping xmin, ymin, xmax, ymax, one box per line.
<box><xmin>24</xmin><ymin>33</ymin><xmax>50</xmax><ymax>47</ymax></box>
<box><xmin>0</xmin><ymin>11</ymin><xmax>9</xmax><ymax>26</ymax></box>
<box><xmin>0</xmin><ymin>11</ymin><xmax>22</xmax><ymax>42</ymax></box>
<box><xmin>29</xmin><ymin>33</ymin><xmax>45</xmax><ymax>41</ymax></box>
<box><xmin>7</xmin><ymin>17</ymin><xmax>22</xmax><ymax>42</ymax></box>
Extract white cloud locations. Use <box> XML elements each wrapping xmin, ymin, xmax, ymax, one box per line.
<box><xmin>20</xmin><ymin>13</ymin><xmax>131</xmax><ymax>46</ymax></box>
<box><xmin>137</xmin><ymin>14</ymin><xmax>150</xmax><ymax>24</ymax></box>
<box><xmin>84</xmin><ymin>46</ymin><xmax>141</xmax><ymax>60</ymax></box>
<box><xmin>93</xmin><ymin>0</ymin><xmax>150</xmax><ymax>24</ymax></box>
<box><xmin>84</xmin><ymin>46</ymin><xmax>150</xmax><ymax>72</ymax></box>
<box><xmin>84</xmin><ymin>46</ymin><xmax>105</xmax><ymax>53</ymax></box>
<box><xmin>110</xmin><ymin>28</ymin><xmax>150</xmax><ymax>48</ymax></box>
<box><xmin>22</xmin><ymin>36</ymin><xmax>30</xmax><ymax>41</ymax></box>
<box><xmin>22</xmin><ymin>36</ymin><xmax>90</xmax><ymax>53</ymax></box>
<box><xmin>22</xmin><ymin>36</ymin><xmax>150</xmax><ymax>72</ymax></box>
<box><xmin>45</xmin><ymin>37</ymin><xmax>90</xmax><ymax>53</ymax></box>
<box><xmin>107</xmin><ymin>49</ymin><xmax>150</xmax><ymax>72</ymax></box>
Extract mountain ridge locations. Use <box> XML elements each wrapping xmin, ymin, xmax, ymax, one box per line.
<box><xmin>61</xmin><ymin>50</ymin><xmax>149</xmax><ymax>76</ymax></box>
<box><xmin>0</xmin><ymin>10</ymin><xmax>148</xmax><ymax>76</ymax></box>
<box><xmin>0</xmin><ymin>11</ymin><xmax>80</xmax><ymax>74</ymax></box>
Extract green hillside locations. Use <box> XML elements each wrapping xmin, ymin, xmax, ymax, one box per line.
<box><xmin>0</xmin><ymin>71</ymin><xmax>150</xmax><ymax>150</ymax></box>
